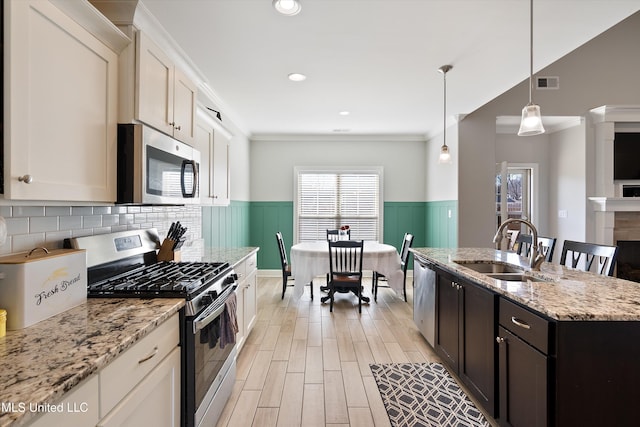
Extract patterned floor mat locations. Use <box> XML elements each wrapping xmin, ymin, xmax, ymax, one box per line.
<box><xmin>370</xmin><ymin>362</ymin><xmax>491</xmax><ymax>427</ymax></box>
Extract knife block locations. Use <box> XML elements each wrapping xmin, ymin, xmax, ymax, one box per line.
<box><xmin>157</xmin><ymin>239</ymin><xmax>181</xmax><ymax>262</ymax></box>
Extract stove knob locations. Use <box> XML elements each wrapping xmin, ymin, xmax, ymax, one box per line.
<box><xmin>231</xmin><ymin>273</ymin><xmax>238</xmax><ymax>281</ymax></box>
<box><xmin>201</xmin><ymin>294</ymin><xmax>213</xmax><ymax>305</ymax></box>
<box><xmin>210</xmin><ymin>290</ymin><xmax>218</xmax><ymax>300</ymax></box>
<box><xmin>224</xmin><ymin>275</ymin><xmax>236</xmax><ymax>285</ymax></box>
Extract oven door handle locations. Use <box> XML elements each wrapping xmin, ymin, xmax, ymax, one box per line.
<box><xmin>193</xmin><ymin>285</ymin><xmax>237</xmax><ymax>334</ymax></box>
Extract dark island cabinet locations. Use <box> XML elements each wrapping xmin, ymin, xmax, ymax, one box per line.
<box><xmin>497</xmin><ymin>298</ymin><xmax>551</xmax><ymax>427</ymax></box>
<box><xmin>435</xmin><ymin>268</ymin><xmax>497</xmax><ymax>416</ymax></box>
<box><xmin>423</xmin><ymin>261</ymin><xmax>640</xmax><ymax>427</ymax></box>
<box><xmin>497</xmin><ymin>297</ymin><xmax>640</xmax><ymax>427</ymax></box>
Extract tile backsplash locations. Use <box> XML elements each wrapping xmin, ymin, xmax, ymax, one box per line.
<box><xmin>0</xmin><ymin>205</ymin><xmax>202</xmax><ymax>258</ymax></box>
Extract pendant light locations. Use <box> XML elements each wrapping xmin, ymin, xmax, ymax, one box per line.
<box><xmin>438</xmin><ymin>64</ymin><xmax>453</xmax><ymax>164</ymax></box>
<box><xmin>518</xmin><ymin>0</ymin><xmax>545</xmax><ymax>136</ymax></box>
<box><xmin>273</xmin><ymin>0</ymin><xmax>302</xmax><ymax>16</ymax></box>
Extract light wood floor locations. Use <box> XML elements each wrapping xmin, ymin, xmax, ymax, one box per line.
<box><xmin>215</xmin><ymin>275</ymin><xmax>487</xmax><ymax>427</ymax></box>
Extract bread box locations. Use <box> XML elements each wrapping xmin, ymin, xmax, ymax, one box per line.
<box><xmin>0</xmin><ymin>248</ymin><xmax>87</xmax><ymax>330</ymax></box>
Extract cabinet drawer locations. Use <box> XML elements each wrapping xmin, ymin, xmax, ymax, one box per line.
<box><xmin>245</xmin><ymin>253</ymin><xmax>257</xmax><ymax>274</ymax></box>
<box><xmin>235</xmin><ymin>252</ymin><xmax>257</xmax><ymax>279</ymax></box>
<box><xmin>499</xmin><ymin>298</ymin><xmax>550</xmax><ymax>354</ymax></box>
<box><xmin>99</xmin><ymin>313</ymin><xmax>180</xmax><ymax>417</ymax></box>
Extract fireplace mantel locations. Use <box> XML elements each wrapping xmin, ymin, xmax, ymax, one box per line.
<box><xmin>589</xmin><ymin>197</ymin><xmax>640</xmax><ymax>212</ymax></box>
<box><xmin>589</xmin><ymin>105</ymin><xmax>640</xmax><ymax>245</ymax></box>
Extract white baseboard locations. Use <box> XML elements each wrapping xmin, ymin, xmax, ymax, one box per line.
<box><xmin>258</xmin><ymin>269</ymin><xmax>282</xmax><ymax>278</ymax></box>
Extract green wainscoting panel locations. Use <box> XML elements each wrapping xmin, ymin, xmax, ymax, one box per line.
<box><xmin>202</xmin><ymin>201</ymin><xmax>251</xmax><ymax>248</ymax></box>
<box><xmin>383</xmin><ymin>202</ymin><xmax>428</xmax><ymax>269</ymax></box>
<box><xmin>383</xmin><ymin>202</ymin><xmax>426</xmax><ymax>248</ymax></box>
<box><xmin>203</xmin><ymin>200</ymin><xmax>457</xmax><ymax>270</ymax></box>
<box><xmin>249</xmin><ymin>202</ymin><xmax>294</xmax><ymax>270</ymax></box>
<box><xmin>425</xmin><ymin>200</ymin><xmax>458</xmax><ymax>248</ymax></box>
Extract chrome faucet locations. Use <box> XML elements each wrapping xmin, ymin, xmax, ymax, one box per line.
<box><xmin>493</xmin><ymin>218</ymin><xmax>545</xmax><ymax>270</ymax></box>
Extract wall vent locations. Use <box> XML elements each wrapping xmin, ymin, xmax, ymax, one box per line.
<box><xmin>536</xmin><ymin>76</ymin><xmax>559</xmax><ymax>90</ymax></box>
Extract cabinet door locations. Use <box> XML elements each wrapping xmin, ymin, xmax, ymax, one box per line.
<box><xmin>172</xmin><ymin>68</ymin><xmax>197</xmax><ymax>145</ymax></box>
<box><xmin>243</xmin><ymin>271</ymin><xmax>257</xmax><ymax>336</ymax></box>
<box><xmin>195</xmin><ymin>121</ymin><xmax>214</xmax><ymax>204</ymax></box>
<box><xmin>98</xmin><ymin>347</ymin><xmax>181</xmax><ymax>427</ymax></box>
<box><xmin>212</xmin><ymin>130</ymin><xmax>231</xmax><ymax>205</ymax></box>
<box><xmin>435</xmin><ymin>273</ymin><xmax>460</xmax><ymax>369</ymax></box>
<box><xmin>498</xmin><ymin>327</ymin><xmax>548</xmax><ymax>427</ymax></box>
<box><xmin>28</xmin><ymin>375</ymin><xmax>99</xmax><ymax>427</ymax></box>
<box><xmin>235</xmin><ymin>286</ymin><xmax>246</xmax><ymax>351</ymax></box>
<box><xmin>460</xmin><ymin>281</ymin><xmax>496</xmax><ymax>416</ymax></box>
<box><xmin>6</xmin><ymin>0</ymin><xmax>117</xmax><ymax>201</ymax></box>
<box><xmin>136</xmin><ymin>31</ymin><xmax>175</xmax><ymax>137</ymax></box>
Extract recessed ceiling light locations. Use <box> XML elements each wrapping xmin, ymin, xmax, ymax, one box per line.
<box><xmin>339</xmin><ymin>111</ymin><xmax>350</xmax><ymax>116</ymax></box>
<box><xmin>273</xmin><ymin>0</ymin><xmax>302</xmax><ymax>16</ymax></box>
<box><xmin>288</xmin><ymin>73</ymin><xmax>307</xmax><ymax>82</ymax></box>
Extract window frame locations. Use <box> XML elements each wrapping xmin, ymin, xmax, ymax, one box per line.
<box><xmin>293</xmin><ymin>166</ymin><xmax>384</xmax><ymax>244</ymax></box>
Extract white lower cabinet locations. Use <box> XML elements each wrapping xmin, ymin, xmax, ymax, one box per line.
<box><xmin>97</xmin><ymin>347</ymin><xmax>180</xmax><ymax>427</ymax></box>
<box><xmin>98</xmin><ymin>313</ymin><xmax>180</xmax><ymax>426</ymax></box>
<box><xmin>25</xmin><ymin>313</ymin><xmax>180</xmax><ymax>427</ymax></box>
<box><xmin>27</xmin><ymin>375</ymin><xmax>100</xmax><ymax>427</ymax></box>
<box><xmin>235</xmin><ymin>252</ymin><xmax>258</xmax><ymax>351</ymax></box>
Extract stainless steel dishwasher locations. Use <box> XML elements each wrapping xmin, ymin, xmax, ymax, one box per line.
<box><xmin>413</xmin><ymin>256</ymin><xmax>436</xmax><ymax>347</ymax></box>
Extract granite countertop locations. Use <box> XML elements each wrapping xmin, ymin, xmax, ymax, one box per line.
<box><xmin>199</xmin><ymin>247</ymin><xmax>259</xmax><ymax>266</ymax></box>
<box><xmin>0</xmin><ymin>298</ymin><xmax>184</xmax><ymax>427</ymax></box>
<box><xmin>410</xmin><ymin>247</ymin><xmax>640</xmax><ymax>321</ymax></box>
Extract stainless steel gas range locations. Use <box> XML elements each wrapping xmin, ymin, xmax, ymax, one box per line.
<box><xmin>66</xmin><ymin>229</ymin><xmax>238</xmax><ymax>427</ymax></box>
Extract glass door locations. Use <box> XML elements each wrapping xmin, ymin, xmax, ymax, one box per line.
<box><xmin>496</xmin><ymin>162</ymin><xmax>535</xmax><ymax>247</ymax></box>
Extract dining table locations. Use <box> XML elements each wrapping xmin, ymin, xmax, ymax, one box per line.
<box><xmin>290</xmin><ymin>240</ymin><xmax>404</xmax><ymax>301</ymax></box>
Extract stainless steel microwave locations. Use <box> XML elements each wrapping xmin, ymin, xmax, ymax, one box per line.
<box><xmin>117</xmin><ymin>123</ymin><xmax>200</xmax><ymax>205</ymax></box>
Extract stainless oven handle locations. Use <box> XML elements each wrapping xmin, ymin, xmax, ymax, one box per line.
<box><xmin>181</xmin><ymin>160</ymin><xmax>198</xmax><ymax>198</ymax></box>
<box><xmin>194</xmin><ymin>303</ymin><xmax>226</xmax><ymax>333</ymax></box>
<box><xmin>193</xmin><ymin>285</ymin><xmax>237</xmax><ymax>334</ymax></box>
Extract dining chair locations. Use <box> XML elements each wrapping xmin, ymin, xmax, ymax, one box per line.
<box><xmin>325</xmin><ymin>240</ymin><xmax>365</xmax><ymax>313</ymax></box>
<box><xmin>276</xmin><ymin>232</ymin><xmax>313</xmax><ymax>299</ymax></box>
<box><xmin>515</xmin><ymin>234</ymin><xmax>557</xmax><ymax>262</ymax></box>
<box><xmin>372</xmin><ymin>233</ymin><xmax>414</xmax><ymax>302</ymax></box>
<box><xmin>322</xmin><ymin>228</ymin><xmax>351</xmax><ymax>291</ymax></box>
<box><xmin>559</xmin><ymin>240</ymin><xmax>618</xmax><ymax>276</ymax></box>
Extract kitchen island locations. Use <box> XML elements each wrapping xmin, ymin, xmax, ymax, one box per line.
<box><xmin>0</xmin><ymin>298</ymin><xmax>184</xmax><ymax>427</ymax></box>
<box><xmin>411</xmin><ymin>247</ymin><xmax>640</xmax><ymax>321</ymax></box>
<box><xmin>411</xmin><ymin>247</ymin><xmax>640</xmax><ymax>427</ymax></box>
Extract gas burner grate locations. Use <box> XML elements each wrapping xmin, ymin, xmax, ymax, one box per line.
<box><xmin>88</xmin><ymin>261</ymin><xmax>230</xmax><ymax>298</ymax></box>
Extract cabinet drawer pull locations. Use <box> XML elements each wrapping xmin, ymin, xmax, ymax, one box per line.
<box><xmin>496</xmin><ymin>336</ymin><xmax>505</xmax><ymax>344</ymax></box>
<box><xmin>138</xmin><ymin>346</ymin><xmax>159</xmax><ymax>364</ymax></box>
<box><xmin>511</xmin><ymin>316</ymin><xmax>531</xmax><ymax>330</ymax></box>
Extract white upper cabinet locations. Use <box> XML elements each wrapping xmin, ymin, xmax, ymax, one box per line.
<box><xmin>4</xmin><ymin>0</ymin><xmax>126</xmax><ymax>202</ymax></box>
<box><xmin>212</xmin><ymin>129</ymin><xmax>231</xmax><ymax>206</ymax></box>
<box><xmin>195</xmin><ymin>108</ymin><xmax>232</xmax><ymax>206</ymax></box>
<box><xmin>136</xmin><ymin>31</ymin><xmax>197</xmax><ymax>145</ymax></box>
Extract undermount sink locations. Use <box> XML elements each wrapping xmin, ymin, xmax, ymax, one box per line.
<box><xmin>486</xmin><ymin>273</ymin><xmax>546</xmax><ymax>282</ymax></box>
<box><xmin>455</xmin><ymin>261</ymin><xmax>524</xmax><ymax>274</ymax></box>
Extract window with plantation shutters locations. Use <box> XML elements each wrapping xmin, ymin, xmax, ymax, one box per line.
<box><xmin>295</xmin><ymin>168</ymin><xmax>382</xmax><ymax>242</ymax></box>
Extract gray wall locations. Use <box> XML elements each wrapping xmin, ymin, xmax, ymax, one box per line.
<box><xmin>249</xmin><ymin>136</ymin><xmax>427</xmax><ymax>202</ymax></box>
<box><xmin>457</xmin><ymin>11</ymin><xmax>640</xmax><ymax>247</ymax></box>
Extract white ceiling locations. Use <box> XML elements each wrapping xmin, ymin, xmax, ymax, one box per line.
<box><xmin>141</xmin><ymin>0</ymin><xmax>640</xmax><ymax>138</ymax></box>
